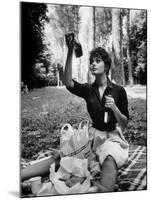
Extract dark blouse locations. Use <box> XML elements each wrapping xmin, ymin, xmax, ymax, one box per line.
<box><xmin>66</xmin><ymin>78</ymin><xmax>129</xmax><ymax>131</ymax></box>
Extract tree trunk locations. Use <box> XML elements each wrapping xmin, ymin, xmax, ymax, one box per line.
<box><xmin>78</xmin><ymin>7</ymin><xmax>94</xmax><ymax>83</ymax></box>
<box><xmin>56</xmin><ymin>68</ymin><xmax>60</xmax><ymax>87</ymax></box>
<box><xmin>120</xmin><ymin>9</ymin><xmax>126</xmax><ymax>86</ymax></box>
<box><xmin>111</xmin><ymin>8</ymin><xmax>123</xmax><ymax>85</ymax></box>
<box><xmin>93</xmin><ymin>7</ymin><xmax>96</xmax><ymax>48</ymax></box>
<box><xmin>127</xmin><ymin>9</ymin><xmax>134</xmax><ymax>86</ymax></box>
<box><xmin>87</xmin><ymin>7</ymin><xmax>95</xmax><ymax>84</ymax></box>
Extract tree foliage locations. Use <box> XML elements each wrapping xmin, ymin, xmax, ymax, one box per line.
<box><xmin>21</xmin><ymin>3</ymin><xmax>147</xmax><ymax>89</ymax></box>
<box><xmin>43</xmin><ymin>4</ymin><xmax>80</xmax><ymax>85</ymax></box>
<box><xmin>21</xmin><ymin>2</ymin><xmax>48</xmax><ymax>89</ymax></box>
<box><xmin>95</xmin><ymin>7</ymin><xmax>112</xmax><ymax>47</ymax></box>
<box><xmin>129</xmin><ymin>10</ymin><xmax>147</xmax><ymax>85</ymax></box>
<box><xmin>55</xmin><ymin>4</ymin><xmax>80</xmax><ymax>34</ymax></box>
<box><xmin>47</xmin><ymin>4</ymin><xmax>80</xmax><ymax>51</ymax></box>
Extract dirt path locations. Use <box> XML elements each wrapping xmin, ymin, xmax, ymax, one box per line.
<box><xmin>125</xmin><ymin>85</ymin><xmax>146</xmax><ymax>99</ymax></box>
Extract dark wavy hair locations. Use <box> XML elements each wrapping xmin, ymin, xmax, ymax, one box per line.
<box><xmin>89</xmin><ymin>47</ymin><xmax>111</xmax><ymax>75</ymax></box>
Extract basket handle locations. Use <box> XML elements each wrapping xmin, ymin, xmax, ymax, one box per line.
<box><xmin>78</xmin><ymin>120</ymin><xmax>89</xmax><ymax>130</ymax></box>
<box><xmin>60</xmin><ymin>123</ymin><xmax>73</xmax><ymax>135</ymax></box>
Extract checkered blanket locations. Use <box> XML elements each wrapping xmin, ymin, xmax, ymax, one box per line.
<box><xmin>117</xmin><ymin>145</ymin><xmax>147</xmax><ymax>191</ymax></box>
<box><xmin>21</xmin><ymin>145</ymin><xmax>147</xmax><ymax>192</ymax></box>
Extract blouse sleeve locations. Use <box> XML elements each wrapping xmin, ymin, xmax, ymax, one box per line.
<box><xmin>66</xmin><ymin>79</ymin><xmax>89</xmax><ymax>100</ymax></box>
<box><xmin>118</xmin><ymin>87</ymin><xmax>129</xmax><ymax>120</ymax></box>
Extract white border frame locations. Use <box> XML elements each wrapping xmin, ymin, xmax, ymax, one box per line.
<box><xmin>0</xmin><ymin>0</ymin><xmax>150</xmax><ymax>199</ymax></box>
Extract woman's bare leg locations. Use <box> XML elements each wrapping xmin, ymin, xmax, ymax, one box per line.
<box><xmin>94</xmin><ymin>155</ymin><xmax>117</xmax><ymax>192</ymax></box>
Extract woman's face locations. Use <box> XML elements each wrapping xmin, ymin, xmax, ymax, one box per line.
<box><xmin>89</xmin><ymin>57</ymin><xmax>105</xmax><ymax>75</ymax></box>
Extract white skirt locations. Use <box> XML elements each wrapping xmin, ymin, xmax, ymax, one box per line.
<box><xmin>92</xmin><ymin>127</ymin><xmax>129</xmax><ymax>168</ymax></box>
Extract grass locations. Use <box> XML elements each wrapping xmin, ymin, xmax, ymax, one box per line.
<box><xmin>21</xmin><ymin>86</ymin><xmax>147</xmax><ymax>160</ymax></box>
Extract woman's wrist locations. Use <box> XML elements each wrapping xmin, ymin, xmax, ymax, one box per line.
<box><xmin>68</xmin><ymin>47</ymin><xmax>74</xmax><ymax>54</ymax></box>
<box><xmin>112</xmin><ymin>106</ymin><xmax>128</xmax><ymax>129</ymax></box>
<box><xmin>112</xmin><ymin>104</ymin><xmax>119</xmax><ymax>113</ymax></box>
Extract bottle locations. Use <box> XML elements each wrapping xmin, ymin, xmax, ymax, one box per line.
<box><xmin>65</xmin><ymin>32</ymin><xmax>83</xmax><ymax>58</ymax></box>
<box><xmin>104</xmin><ymin>94</ymin><xmax>112</xmax><ymax>123</ymax></box>
<box><xmin>104</xmin><ymin>111</ymin><xmax>108</xmax><ymax>123</ymax></box>
<box><xmin>74</xmin><ymin>41</ymin><xmax>83</xmax><ymax>57</ymax></box>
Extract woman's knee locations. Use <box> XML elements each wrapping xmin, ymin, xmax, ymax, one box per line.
<box><xmin>105</xmin><ymin>155</ymin><xmax>115</xmax><ymax>162</ymax></box>
<box><xmin>103</xmin><ymin>155</ymin><xmax>117</xmax><ymax>170</ymax></box>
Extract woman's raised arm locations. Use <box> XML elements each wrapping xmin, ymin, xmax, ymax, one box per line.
<box><xmin>63</xmin><ymin>33</ymin><xmax>74</xmax><ymax>87</ymax></box>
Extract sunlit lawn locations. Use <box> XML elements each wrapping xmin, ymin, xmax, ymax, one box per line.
<box><xmin>21</xmin><ymin>86</ymin><xmax>147</xmax><ymax>160</ymax></box>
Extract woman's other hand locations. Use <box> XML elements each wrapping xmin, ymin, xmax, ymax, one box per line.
<box><xmin>105</xmin><ymin>95</ymin><xmax>117</xmax><ymax>112</ymax></box>
<box><xmin>105</xmin><ymin>95</ymin><xmax>128</xmax><ymax>129</ymax></box>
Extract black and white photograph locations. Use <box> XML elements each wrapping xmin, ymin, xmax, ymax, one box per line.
<box><xmin>20</xmin><ymin>1</ymin><xmax>147</xmax><ymax>198</ymax></box>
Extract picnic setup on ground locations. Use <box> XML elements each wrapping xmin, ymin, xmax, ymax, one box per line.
<box><xmin>21</xmin><ymin>120</ymin><xmax>146</xmax><ymax>197</ymax></box>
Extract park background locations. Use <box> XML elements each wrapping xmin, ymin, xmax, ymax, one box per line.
<box><xmin>0</xmin><ymin>0</ymin><xmax>151</xmax><ymax>200</ymax></box>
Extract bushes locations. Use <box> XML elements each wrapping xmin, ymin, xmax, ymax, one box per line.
<box><xmin>124</xmin><ymin>98</ymin><xmax>146</xmax><ymax>146</ymax></box>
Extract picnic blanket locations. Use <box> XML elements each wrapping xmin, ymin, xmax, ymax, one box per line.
<box><xmin>117</xmin><ymin>145</ymin><xmax>147</xmax><ymax>191</ymax></box>
<box><xmin>21</xmin><ymin>145</ymin><xmax>146</xmax><ymax>196</ymax></box>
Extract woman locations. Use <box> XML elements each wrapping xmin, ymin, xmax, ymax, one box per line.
<box><xmin>64</xmin><ymin>34</ymin><xmax>129</xmax><ymax>192</ymax></box>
